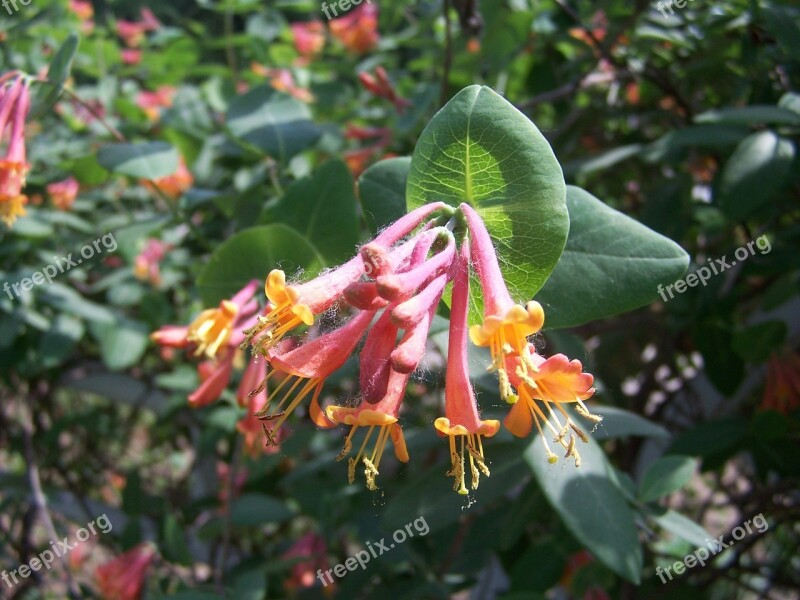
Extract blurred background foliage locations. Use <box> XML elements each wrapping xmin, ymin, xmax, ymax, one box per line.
<box><xmin>0</xmin><ymin>0</ymin><xmax>798</xmax><ymax>599</ymax></box>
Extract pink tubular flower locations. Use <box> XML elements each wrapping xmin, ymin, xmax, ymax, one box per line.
<box><xmin>134</xmin><ymin>238</ymin><xmax>172</xmax><ymax>286</ymax></box>
<box><xmin>0</xmin><ymin>73</ymin><xmax>31</xmax><ymax>227</ymax></box>
<box><xmin>152</xmin><ymin>280</ymin><xmax>261</xmax><ymax>410</ymax></box>
<box><xmin>283</xmin><ymin>532</ymin><xmax>331</xmax><ymax>591</ymax></box>
<box><xmin>121</xmin><ymin>49</ymin><xmax>142</xmax><ymax>65</ymax></box>
<box><xmin>461</xmin><ymin>203</ymin><xmax>545</xmax><ymax>403</ymax></box>
<box><xmin>326</xmin><ymin>367</ymin><xmax>411</xmax><ymax>491</ymax></box>
<box><xmin>358</xmin><ymin>67</ymin><xmax>411</xmax><ymax>113</ymax></box>
<box><xmin>237</xmin><ymin>355</ymin><xmax>282</xmax><ymax>456</ymax></box>
<box><xmin>291</xmin><ymin>21</ymin><xmax>325</xmax><ymax>59</ymax></box>
<box><xmin>255</xmin><ymin>308</ymin><xmax>376</xmax><ymax>444</ymax></box>
<box><xmin>435</xmin><ymin>239</ymin><xmax>500</xmax><ymax>494</ymax></box>
<box><xmin>243</xmin><ymin>202</ymin><xmax>452</xmax><ymax>354</ymax></box>
<box><xmin>95</xmin><ymin>543</ymin><xmax>156</xmax><ymax>600</ymax></box>
<box><xmin>329</xmin><ymin>3</ymin><xmax>379</xmax><ymax>53</ymax></box>
<box><xmin>47</xmin><ymin>176</ymin><xmax>79</xmax><ymax>211</ymax></box>
<box><xmin>136</xmin><ymin>86</ymin><xmax>176</xmax><ymax>121</ymax></box>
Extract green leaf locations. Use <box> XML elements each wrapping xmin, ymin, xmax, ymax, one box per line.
<box><xmin>358</xmin><ymin>157</ymin><xmax>410</xmax><ymax>236</ymax></box>
<box><xmin>269</xmin><ymin>160</ymin><xmax>358</xmax><ymax>263</ymax></box>
<box><xmin>669</xmin><ymin>417</ymin><xmax>749</xmax><ymax>463</ymax></box>
<box><xmin>37</xmin><ymin>33</ymin><xmax>79</xmax><ymax>112</ymax></box>
<box><xmin>197</xmin><ymin>224</ymin><xmax>323</xmax><ymax>306</ymax></box>
<box><xmin>592</xmin><ymin>406</ymin><xmax>670</xmax><ymax>440</ymax></box>
<box><xmin>535</xmin><ymin>186</ymin><xmax>689</xmax><ymax>329</ymax></box>
<box><xmin>695</xmin><ymin>106</ymin><xmax>800</xmax><ymax>127</ymax></box>
<box><xmin>97</xmin><ymin>142</ymin><xmax>180</xmax><ymax>180</ymax></box>
<box><xmin>39</xmin><ymin>283</ymin><xmax>115</xmax><ymax>324</ymax></box>
<box><xmin>38</xmin><ymin>315</ymin><xmax>84</xmax><ymax>369</ymax></box>
<box><xmin>225</xmin><ymin>86</ymin><xmax>321</xmax><ymax>161</ymax></box>
<box><xmin>647</xmin><ymin>507</ymin><xmax>711</xmax><ymax>547</ymax></box>
<box><xmin>526</xmin><ymin>432</ymin><xmax>643</xmax><ymax>584</ymax></box>
<box><xmin>90</xmin><ymin>318</ymin><xmax>149</xmax><ymax>371</ymax></box>
<box><xmin>407</xmin><ymin>85</ymin><xmax>569</xmax><ymax>320</ymax></box>
<box><xmin>230</xmin><ymin>493</ymin><xmax>294</xmax><ymax>526</ymax></box>
<box><xmin>718</xmin><ymin>130</ymin><xmax>795</xmax><ymax>219</ymax></box>
<box><xmin>638</xmin><ymin>456</ymin><xmax>698</xmax><ymax>503</ymax></box>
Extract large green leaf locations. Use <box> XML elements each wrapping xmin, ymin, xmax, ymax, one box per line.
<box><xmin>526</xmin><ymin>431</ymin><xmax>643</xmax><ymax>584</ymax></box>
<box><xmin>225</xmin><ymin>86</ymin><xmax>321</xmax><ymax>161</ymax></box>
<box><xmin>535</xmin><ymin>186</ymin><xmax>689</xmax><ymax>329</ymax></box>
<box><xmin>197</xmin><ymin>224</ymin><xmax>323</xmax><ymax>306</ymax></box>
<box><xmin>718</xmin><ymin>130</ymin><xmax>795</xmax><ymax>219</ymax></box>
<box><xmin>268</xmin><ymin>160</ymin><xmax>358</xmax><ymax>263</ymax></box>
<box><xmin>358</xmin><ymin>157</ymin><xmax>410</xmax><ymax>236</ymax></box>
<box><xmin>407</xmin><ymin>85</ymin><xmax>569</xmax><ymax>318</ymax></box>
<box><xmin>97</xmin><ymin>142</ymin><xmax>180</xmax><ymax>180</ymax></box>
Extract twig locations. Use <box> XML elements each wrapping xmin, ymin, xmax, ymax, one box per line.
<box><xmin>19</xmin><ymin>400</ymin><xmax>82</xmax><ymax>600</ymax></box>
<box><xmin>215</xmin><ymin>435</ymin><xmax>241</xmax><ymax>593</ymax></box>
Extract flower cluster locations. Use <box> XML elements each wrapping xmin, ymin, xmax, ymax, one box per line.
<box><xmin>0</xmin><ymin>71</ymin><xmax>31</xmax><ymax>228</ymax></box>
<box><xmin>153</xmin><ymin>202</ymin><xmax>601</xmax><ymax>493</ymax></box>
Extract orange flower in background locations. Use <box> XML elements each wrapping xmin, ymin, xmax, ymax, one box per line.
<box><xmin>762</xmin><ymin>350</ymin><xmax>800</xmax><ymax>415</ymax></box>
<box><xmin>47</xmin><ymin>176</ymin><xmax>79</xmax><ymax>211</ymax></box>
<box><xmin>95</xmin><ymin>543</ymin><xmax>156</xmax><ymax>600</ymax></box>
<box><xmin>292</xmin><ymin>21</ymin><xmax>325</xmax><ymax>60</ymax></box>
<box><xmin>142</xmin><ymin>158</ymin><xmax>193</xmax><ymax>199</ymax></box>
<box><xmin>69</xmin><ymin>0</ymin><xmax>93</xmax><ymax>20</ymax></box>
<box><xmin>136</xmin><ymin>86</ymin><xmax>176</xmax><ymax>121</ymax></box>
<box><xmin>0</xmin><ymin>72</ymin><xmax>31</xmax><ymax>227</ymax></box>
<box><xmin>329</xmin><ymin>3</ymin><xmax>379</xmax><ymax>54</ymax></box>
<box><xmin>251</xmin><ymin>65</ymin><xmax>314</xmax><ymax>103</ymax></box>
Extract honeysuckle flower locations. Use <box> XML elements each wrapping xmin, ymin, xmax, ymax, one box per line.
<box><xmin>327</xmin><ymin>367</ymin><xmax>411</xmax><ymax>491</ymax></box>
<box><xmin>461</xmin><ymin>203</ymin><xmax>544</xmax><ymax>402</ymax></box>
<box><xmin>251</xmin><ymin>65</ymin><xmax>315</xmax><ymax>103</ymax></box>
<box><xmin>136</xmin><ymin>86</ymin><xmax>176</xmax><ymax>121</ymax></box>
<box><xmin>117</xmin><ymin>20</ymin><xmax>147</xmax><ymax>47</ymax></box>
<box><xmin>291</xmin><ymin>21</ymin><xmax>326</xmax><ymax>59</ymax></box>
<box><xmin>244</xmin><ymin>202</ymin><xmax>451</xmax><ymax>353</ymax></box>
<box><xmin>69</xmin><ymin>0</ymin><xmax>93</xmax><ymax>20</ymax></box>
<box><xmin>504</xmin><ymin>345</ymin><xmax>599</xmax><ymax>465</ymax></box>
<box><xmin>142</xmin><ymin>158</ymin><xmax>193</xmax><ymax>199</ymax></box>
<box><xmin>121</xmin><ymin>49</ymin><xmax>142</xmax><ymax>65</ymax></box>
<box><xmin>255</xmin><ymin>309</ymin><xmax>376</xmax><ymax>444</ymax></box>
<box><xmin>435</xmin><ymin>240</ymin><xmax>500</xmax><ymax>494</ymax></box>
<box><xmin>189</xmin><ymin>351</ymin><xmax>235</xmax><ymax>408</ymax></box>
<box><xmin>283</xmin><ymin>532</ymin><xmax>331</xmax><ymax>591</ymax></box>
<box><xmin>95</xmin><ymin>542</ymin><xmax>156</xmax><ymax>600</ymax></box>
<box><xmin>329</xmin><ymin>3</ymin><xmax>379</xmax><ymax>53</ymax></box>
<box><xmin>0</xmin><ymin>73</ymin><xmax>31</xmax><ymax>227</ymax></box>
<box><xmin>358</xmin><ymin>66</ymin><xmax>411</xmax><ymax>113</ymax></box>
<box><xmin>47</xmin><ymin>176</ymin><xmax>79</xmax><ymax>211</ymax></box>
<box><xmin>762</xmin><ymin>350</ymin><xmax>800</xmax><ymax>415</ymax></box>
<box><xmin>186</xmin><ymin>280</ymin><xmax>260</xmax><ymax>359</ymax></box>
<box><xmin>134</xmin><ymin>238</ymin><xmax>171</xmax><ymax>286</ymax></box>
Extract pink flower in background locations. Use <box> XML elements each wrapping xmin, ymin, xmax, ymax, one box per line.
<box><xmin>0</xmin><ymin>72</ymin><xmax>31</xmax><ymax>227</ymax></box>
<box><xmin>136</xmin><ymin>86</ymin><xmax>176</xmax><ymax>121</ymax></box>
<box><xmin>359</xmin><ymin>66</ymin><xmax>411</xmax><ymax>113</ymax></box>
<box><xmin>251</xmin><ymin>64</ymin><xmax>314</xmax><ymax>103</ymax></box>
<box><xmin>292</xmin><ymin>21</ymin><xmax>326</xmax><ymax>59</ymax></box>
<box><xmin>121</xmin><ymin>49</ymin><xmax>142</xmax><ymax>65</ymax></box>
<box><xmin>134</xmin><ymin>238</ymin><xmax>172</xmax><ymax>286</ymax></box>
<box><xmin>141</xmin><ymin>158</ymin><xmax>193</xmax><ymax>199</ymax></box>
<box><xmin>47</xmin><ymin>176</ymin><xmax>79</xmax><ymax>211</ymax></box>
<box><xmin>282</xmin><ymin>533</ymin><xmax>332</xmax><ymax>591</ymax></box>
<box><xmin>95</xmin><ymin>543</ymin><xmax>156</xmax><ymax>600</ymax></box>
